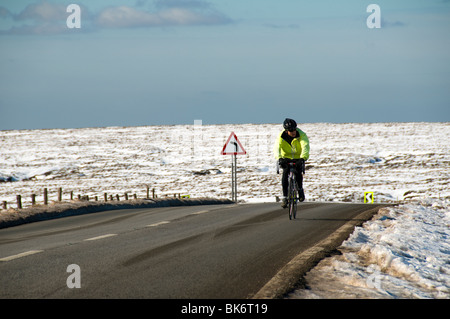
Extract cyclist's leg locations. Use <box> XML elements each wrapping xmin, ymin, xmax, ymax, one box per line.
<box><xmin>282</xmin><ymin>168</ymin><xmax>289</xmax><ymax>197</ymax></box>
<box><xmin>295</xmin><ymin>167</ymin><xmax>305</xmax><ymax>202</ymax></box>
<box><xmin>280</xmin><ymin>166</ymin><xmax>289</xmax><ymax>207</ymax></box>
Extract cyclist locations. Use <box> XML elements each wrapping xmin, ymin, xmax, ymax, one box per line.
<box><xmin>274</xmin><ymin>118</ymin><xmax>310</xmax><ymax>208</ymax></box>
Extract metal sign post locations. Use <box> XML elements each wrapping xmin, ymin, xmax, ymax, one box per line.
<box><xmin>221</xmin><ymin>132</ymin><xmax>246</xmax><ymax>202</ymax></box>
<box><xmin>231</xmin><ymin>154</ymin><xmax>237</xmax><ymax>202</ymax></box>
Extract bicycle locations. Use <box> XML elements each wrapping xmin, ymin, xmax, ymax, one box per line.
<box><xmin>277</xmin><ymin>159</ymin><xmax>305</xmax><ymax>220</ymax></box>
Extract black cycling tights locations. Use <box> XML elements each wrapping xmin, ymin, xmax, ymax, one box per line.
<box><xmin>282</xmin><ymin>167</ymin><xmax>303</xmax><ymax>197</ymax></box>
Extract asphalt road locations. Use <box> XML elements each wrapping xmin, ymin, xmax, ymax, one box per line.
<box><xmin>0</xmin><ymin>202</ymin><xmax>385</xmax><ymax>299</ymax></box>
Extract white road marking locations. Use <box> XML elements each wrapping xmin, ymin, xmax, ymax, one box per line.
<box><xmin>191</xmin><ymin>210</ymin><xmax>209</xmax><ymax>215</ymax></box>
<box><xmin>0</xmin><ymin>250</ymin><xmax>44</xmax><ymax>262</ymax></box>
<box><xmin>146</xmin><ymin>221</ymin><xmax>170</xmax><ymax>227</ymax></box>
<box><xmin>84</xmin><ymin>234</ymin><xmax>117</xmax><ymax>241</ymax></box>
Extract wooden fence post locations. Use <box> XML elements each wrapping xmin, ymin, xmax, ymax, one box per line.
<box><xmin>31</xmin><ymin>194</ymin><xmax>36</xmax><ymax>206</ymax></box>
<box><xmin>16</xmin><ymin>195</ymin><xmax>22</xmax><ymax>209</ymax></box>
<box><xmin>2</xmin><ymin>201</ymin><xmax>7</xmax><ymax>210</ymax></box>
<box><xmin>58</xmin><ymin>188</ymin><xmax>62</xmax><ymax>202</ymax></box>
<box><xmin>44</xmin><ymin>188</ymin><xmax>48</xmax><ymax>205</ymax></box>
<box><xmin>104</xmin><ymin>193</ymin><xmax>108</xmax><ymax>201</ymax></box>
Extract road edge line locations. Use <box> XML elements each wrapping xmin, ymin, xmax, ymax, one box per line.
<box><xmin>84</xmin><ymin>233</ymin><xmax>117</xmax><ymax>241</ymax></box>
<box><xmin>251</xmin><ymin>205</ymin><xmax>386</xmax><ymax>299</ymax></box>
<box><xmin>0</xmin><ymin>250</ymin><xmax>44</xmax><ymax>262</ymax></box>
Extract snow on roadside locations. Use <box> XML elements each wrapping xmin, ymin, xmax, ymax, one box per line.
<box><xmin>288</xmin><ymin>198</ymin><xmax>450</xmax><ymax>299</ymax></box>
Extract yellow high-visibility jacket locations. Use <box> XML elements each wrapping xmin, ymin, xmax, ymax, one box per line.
<box><xmin>273</xmin><ymin>128</ymin><xmax>310</xmax><ymax>161</ymax></box>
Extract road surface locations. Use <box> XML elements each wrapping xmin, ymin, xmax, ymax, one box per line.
<box><xmin>0</xmin><ymin>202</ymin><xmax>385</xmax><ymax>298</ymax></box>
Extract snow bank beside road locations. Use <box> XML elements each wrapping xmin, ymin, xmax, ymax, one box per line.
<box><xmin>289</xmin><ymin>198</ymin><xmax>450</xmax><ymax>299</ymax></box>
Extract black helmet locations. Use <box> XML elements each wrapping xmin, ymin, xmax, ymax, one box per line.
<box><xmin>283</xmin><ymin>118</ymin><xmax>297</xmax><ymax>131</ymax></box>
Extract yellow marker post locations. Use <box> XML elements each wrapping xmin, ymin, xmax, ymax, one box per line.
<box><xmin>364</xmin><ymin>192</ymin><xmax>374</xmax><ymax>204</ymax></box>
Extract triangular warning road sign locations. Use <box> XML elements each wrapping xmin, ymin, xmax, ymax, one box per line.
<box><xmin>221</xmin><ymin>132</ymin><xmax>246</xmax><ymax>155</ymax></box>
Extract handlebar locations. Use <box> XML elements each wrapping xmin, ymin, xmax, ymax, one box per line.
<box><xmin>276</xmin><ymin>159</ymin><xmax>305</xmax><ymax>174</ymax></box>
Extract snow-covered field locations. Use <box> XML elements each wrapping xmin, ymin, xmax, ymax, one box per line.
<box><xmin>1</xmin><ymin>122</ymin><xmax>448</xmax><ymax>205</ymax></box>
<box><xmin>1</xmin><ymin>122</ymin><xmax>449</xmax><ymax>298</ymax></box>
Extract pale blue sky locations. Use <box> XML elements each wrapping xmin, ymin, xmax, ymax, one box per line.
<box><xmin>1</xmin><ymin>0</ymin><xmax>449</xmax><ymax>130</ymax></box>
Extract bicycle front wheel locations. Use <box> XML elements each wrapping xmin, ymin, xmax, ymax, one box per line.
<box><xmin>288</xmin><ymin>179</ymin><xmax>297</xmax><ymax>220</ymax></box>
<box><xmin>289</xmin><ymin>188</ymin><xmax>297</xmax><ymax>219</ymax></box>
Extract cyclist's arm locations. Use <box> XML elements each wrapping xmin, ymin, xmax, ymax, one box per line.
<box><xmin>299</xmin><ymin>132</ymin><xmax>310</xmax><ymax>161</ymax></box>
<box><xmin>273</xmin><ymin>136</ymin><xmax>282</xmax><ymax>160</ymax></box>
